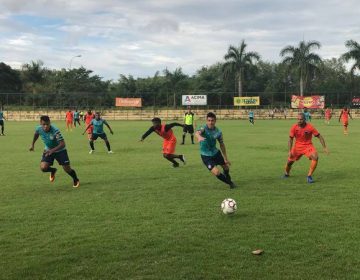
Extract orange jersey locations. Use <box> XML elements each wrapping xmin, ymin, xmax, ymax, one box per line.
<box><xmin>85</xmin><ymin>113</ymin><xmax>95</xmax><ymax>125</ymax></box>
<box><xmin>290</xmin><ymin>123</ymin><xmax>319</xmax><ymax>146</ymax></box>
<box><xmin>155</xmin><ymin>124</ymin><xmax>176</xmax><ymax>142</ymax></box>
<box><xmin>341</xmin><ymin>109</ymin><xmax>349</xmax><ymax>122</ymax></box>
<box><xmin>65</xmin><ymin>111</ymin><xmax>73</xmax><ymax>121</ymax></box>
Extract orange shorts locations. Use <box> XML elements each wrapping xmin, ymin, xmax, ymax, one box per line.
<box><xmin>163</xmin><ymin>139</ymin><xmax>176</xmax><ymax>154</ymax></box>
<box><xmin>288</xmin><ymin>144</ymin><xmax>316</xmax><ymax>161</ymax></box>
<box><xmin>325</xmin><ymin>115</ymin><xmax>331</xmax><ymax>120</ymax></box>
<box><xmin>66</xmin><ymin>120</ymin><xmax>73</xmax><ymax>124</ymax></box>
<box><xmin>342</xmin><ymin>120</ymin><xmax>348</xmax><ymax>127</ymax></box>
<box><xmin>86</xmin><ymin>126</ymin><xmax>93</xmax><ymax>134</ymax></box>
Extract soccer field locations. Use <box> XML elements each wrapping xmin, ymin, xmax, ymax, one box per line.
<box><xmin>1</xmin><ymin>119</ymin><xmax>359</xmax><ymax>279</ymax></box>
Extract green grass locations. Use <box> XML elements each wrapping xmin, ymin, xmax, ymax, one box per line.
<box><xmin>1</xmin><ymin>119</ymin><xmax>360</xmax><ymax>279</ymax></box>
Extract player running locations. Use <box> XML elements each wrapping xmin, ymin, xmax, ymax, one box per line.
<box><xmin>83</xmin><ymin>112</ymin><xmax>114</xmax><ymax>154</ymax></box>
<box><xmin>181</xmin><ymin>106</ymin><xmax>196</xmax><ymax>145</ymax></box>
<box><xmin>195</xmin><ymin>112</ymin><xmax>237</xmax><ymax>189</ymax></box>
<box><xmin>84</xmin><ymin>110</ymin><xmax>95</xmax><ymax>139</ymax></box>
<box><xmin>0</xmin><ymin>109</ymin><xmax>6</xmax><ymax>135</ymax></box>
<box><xmin>338</xmin><ymin>107</ymin><xmax>353</xmax><ymax>135</ymax></box>
<box><xmin>283</xmin><ymin>113</ymin><xmax>329</xmax><ymax>183</ymax></box>
<box><xmin>140</xmin><ymin>117</ymin><xmax>186</xmax><ymax>168</ymax></box>
<box><xmin>325</xmin><ymin>107</ymin><xmax>332</xmax><ymax>124</ymax></box>
<box><xmin>29</xmin><ymin>115</ymin><xmax>80</xmax><ymax>188</ymax></box>
<box><xmin>65</xmin><ymin>110</ymin><xmax>73</xmax><ymax>131</ymax></box>
<box><xmin>73</xmin><ymin>110</ymin><xmax>81</xmax><ymax>127</ymax></box>
<box><xmin>248</xmin><ymin>110</ymin><xmax>254</xmax><ymax>125</ymax></box>
<box><xmin>303</xmin><ymin>109</ymin><xmax>311</xmax><ymax>122</ymax></box>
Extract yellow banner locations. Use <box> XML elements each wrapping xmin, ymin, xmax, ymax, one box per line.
<box><xmin>234</xmin><ymin>97</ymin><xmax>260</xmax><ymax>106</ymax></box>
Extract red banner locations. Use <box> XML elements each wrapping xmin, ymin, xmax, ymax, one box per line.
<box><xmin>291</xmin><ymin>95</ymin><xmax>325</xmax><ymax>109</ymax></box>
<box><xmin>352</xmin><ymin>97</ymin><xmax>360</xmax><ymax>107</ymax></box>
<box><xmin>115</xmin><ymin>98</ymin><xmax>142</xmax><ymax>107</ymax></box>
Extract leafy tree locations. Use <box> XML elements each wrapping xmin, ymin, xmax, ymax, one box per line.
<box><xmin>280</xmin><ymin>40</ymin><xmax>322</xmax><ymax>96</ymax></box>
<box><xmin>223</xmin><ymin>40</ymin><xmax>260</xmax><ymax>97</ymax></box>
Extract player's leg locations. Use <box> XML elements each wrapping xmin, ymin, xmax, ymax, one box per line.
<box><xmin>283</xmin><ymin>148</ymin><xmax>300</xmax><ymax>177</ymax></box>
<box><xmin>56</xmin><ymin>150</ymin><xmax>79</xmax><ymax>187</ymax></box>
<box><xmin>99</xmin><ymin>133</ymin><xmax>112</xmax><ymax>153</ymax></box>
<box><xmin>40</xmin><ymin>155</ymin><xmax>57</xmax><ymax>182</ymax></box>
<box><xmin>189</xmin><ymin>125</ymin><xmax>195</xmax><ymax>144</ymax></box>
<box><xmin>181</xmin><ymin>126</ymin><xmax>187</xmax><ymax>144</ymax></box>
<box><xmin>305</xmin><ymin>146</ymin><xmax>318</xmax><ymax>183</ymax></box>
<box><xmin>344</xmin><ymin>122</ymin><xmax>348</xmax><ymax>135</ymax></box>
<box><xmin>0</xmin><ymin>120</ymin><xmax>4</xmax><ymax>135</ymax></box>
<box><xmin>73</xmin><ymin>119</ymin><xmax>76</xmax><ymax>127</ymax></box>
<box><xmin>89</xmin><ymin>134</ymin><xmax>97</xmax><ymax>153</ymax></box>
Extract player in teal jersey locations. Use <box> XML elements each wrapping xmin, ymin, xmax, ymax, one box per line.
<box><xmin>73</xmin><ymin>110</ymin><xmax>81</xmax><ymax>127</ymax></box>
<box><xmin>29</xmin><ymin>115</ymin><xmax>80</xmax><ymax>188</ymax></box>
<box><xmin>248</xmin><ymin>110</ymin><xmax>254</xmax><ymax>125</ymax></box>
<box><xmin>0</xmin><ymin>109</ymin><xmax>6</xmax><ymax>135</ymax></box>
<box><xmin>303</xmin><ymin>109</ymin><xmax>311</xmax><ymax>122</ymax></box>
<box><xmin>195</xmin><ymin>112</ymin><xmax>237</xmax><ymax>189</ymax></box>
<box><xmin>83</xmin><ymin>112</ymin><xmax>114</xmax><ymax>154</ymax></box>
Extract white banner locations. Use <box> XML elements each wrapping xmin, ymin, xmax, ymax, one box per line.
<box><xmin>182</xmin><ymin>95</ymin><xmax>207</xmax><ymax>106</ymax></box>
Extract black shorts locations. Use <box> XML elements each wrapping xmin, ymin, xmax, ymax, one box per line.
<box><xmin>92</xmin><ymin>133</ymin><xmax>107</xmax><ymax>140</ymax></box>
<box><xmin>41</xmin><ymin>149</ymin><xmax>70</xmax><ymax>166</ymax></box>
<box><xmin>201</xmin><ymin>151</ymin><xmax>225</xmax><ymax>171</ymax></box>
<box><xmin>183</xmin><ymin>125</ymin><xmax>194</xmax><ymax>134</ymax></box>
<box><xmin>0</xmin><ymin>120</ymin><xmax>4</xmax><ymax>126</ymax></box>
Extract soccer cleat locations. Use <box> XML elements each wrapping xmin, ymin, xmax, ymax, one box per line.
<box><xmin>179</xmin><ymin>155</ymin><xmax>186</xmax><ymax>165</ymax></box>
<box><xmin>282</xmin><ymin>174</ymin><xmax>290</xmax><ymax>179</ymax></box>
<box><xmin>49</xmin><ymin>168</ymin><xmax>57</xmax><ymax>183</ymax></box>
<box><xmin>307</xmin><ymin>176</ymin><xmax>314</xmax><ymax>184</ymax></box>
<box><xmin>73</xmin><ymin>180</ymin><xmax>80</xmax><ymax>188</ymax></box>
<box><xmin>89</xmin><ymin>150</ymin><xmax>94</xmax><ymax>154</ymax></box>
<box><xmin>108</xmin><ymin>150</ymin><xmax>114</xmax><ymax>154</ymax></box>
<box><xmin>229</xmin><ymin>182</ymin><xmax>238</xmax><ymax>189</ymax></box>
<box><xmin>172</xmin><ymin>162</ymin><xmax>180</xmax><ymax>168</ymax></box>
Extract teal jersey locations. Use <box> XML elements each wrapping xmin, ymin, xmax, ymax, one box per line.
<box><xmin>304</xmin><ymin>112</ymin><xmax>311</xmax><ymax>121</ymax></box>
<box><xmin>249</xmin><ymin>111</ymin><xmax>254</xmax><ymax>118</ymax></box>
<box><xmin>91</xmin><ymin>119</ymin><xmax>108</xmax><ymax>134</ymax></box>
<box><xmin>74</xmin><ymin>112</ymin><xmax>80</xmax><ymax>119</ymax></box>
<box><xmin>198</xmin><ymin>125</ymin><xmax>223</xmax><ymax>156</ymax></box>
<box><xmin>35</xmin><ymin>125</ymin><xmax>65</xmax><ymax>153</ymax></box>
<box><xmin>0</xmin><ymin>111</ymin><xmax>3</xmax><ymax>120</ymax></box>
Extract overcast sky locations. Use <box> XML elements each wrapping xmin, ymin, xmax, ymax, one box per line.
<box><xmin>0</xmin><ymin>0</ymin><xmax>358</xmax><ymax>80</ymax></box>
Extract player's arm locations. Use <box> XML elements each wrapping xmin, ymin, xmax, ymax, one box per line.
<box><xmin>195</xmin><ymin>127</ymin><xmax>205</xmax><ymax>142</ymax></box>
<box><xmin>104</xmin><ymin>121</ymin><xmax>114</xmax><ymax>134</ymax></box>
<box><xmin>82</xmin><ymin>124</ymin><xmax>92</xmax><ymax>135</ymax></box>
<box><xmin>316</xmin><ymin>134</ymin><xmax>329</xmax><ymax>154</ymax></box>
<box><xmin>338</xmin><ymin>111</ymin><xmax>343</xmax><ymax>122</ymax></box>
<box><xmin>218</xmin><ymin>135</ymin><xmax>230</xmax><ymax>165</ymax></box>
<box><xmin>348</xmin><ymin>111</ymin><xmax>353</xmax><ymax>120</ymax></box>
<box><xmin>140</xmin><ymin>127</ymin><xmax>155</xmax><ymax>141</ymax></box>
<box><xmin>288</xmin><ymin>137</ymin><xmax>294</xmax><ymax>157</ymax></box>
<box><xmin>29</xmin><ymin>132</ymin><xmax>40</xmax><ymax>151</ymax></box>
<box><xmin>164</xmin><ymin>123</ymin><xmax>184</xmax><ymax>131</ymax></box>
<box><xmin>45</xmin><ymin>140</ymin><xmax>65</xmax><ymax>156</ymax></box>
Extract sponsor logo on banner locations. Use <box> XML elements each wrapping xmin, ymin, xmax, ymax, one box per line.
<box><xmin>182</xmin><ymin>95</ymin><xmax>207</xmax><ymax>106</ymax></box>
<box><xmin>352</xmin><ymin>97</ymin><xmax>360</xmax><ymax>107</ymax></box>
<box><xmin>115</xmin><ymin>98</ymin><xmax>142</xmax><ymax>107</ymax></box>
<box><xmin>234</xmin><ymin>97</ymin><xmax>260</xmax><ymax>106</ymax></box>
<box><xmin>291</xmin><ymin>95</ymin><xmax>324</xmax><ymax>109</ymax></box>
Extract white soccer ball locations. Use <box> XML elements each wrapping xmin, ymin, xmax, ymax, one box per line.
<box><xmin>221</xmin><ymin>198</ymin><xmax>237</xmax><ymax>214</ymax></box>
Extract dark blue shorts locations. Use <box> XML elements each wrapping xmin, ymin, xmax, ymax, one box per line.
<box><xmin>41</xmin><ymin>149</ymin><xmax>70</xmax><ymax>166</ymax></box>
<box><xmin>201</xmin><ymin>151</ymin><xmax>225</xmax><ymax>171</ymax></box>
<box><xmin>92</xmin><ymin>133</ymin><xmax>107</xmax><ymax>140</ymax></box>
<box><xmin>0</xmin><ymin>120</ymin><xmax>4</xmax><ymax>126</ymax></box>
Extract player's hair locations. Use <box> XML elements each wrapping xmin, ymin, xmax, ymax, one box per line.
<box><xmin>152</xmin><ymin>117</ymin><xmax>161</xmax><ymax>123</ymax></box>
<box><xmin>40</xmin><ymin>115</ymin><xmax>50</xmax><ymax>123</ymax></box>
<box><xmin>298</xmin><ymin>113</ymin><xmax>305</xmax><ymax>120</ymax></box>
<box><xmin>206</xmin><ymin>112</ymin><xmax>216</xmax><ymax>119</ymax></box>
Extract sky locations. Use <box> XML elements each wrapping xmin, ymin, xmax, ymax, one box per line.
<box><xmin>0</xmin><ymin>0</ymin><xmax>359</xmax><ymax>80</ymax></box>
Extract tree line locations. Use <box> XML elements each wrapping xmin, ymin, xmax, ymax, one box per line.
<box><xmin>0</xmin><ymin>39</ymin><xmax>359</xmax><ymax>108</ymax></box>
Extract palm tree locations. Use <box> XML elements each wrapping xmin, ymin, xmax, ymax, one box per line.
<box><xmin>280</xmin><ymin>40</ymin><xmax>322</xmax><ymax>96</ymax></box>
<box><xmin>223</xmin><ymin>40</ymin><xmax>260</xmax><ymax>97</ymax></box>
<box><xmin>342</xmin><ymin>40</ymin><xmax>360</xmax><ymax>76</ymax></box>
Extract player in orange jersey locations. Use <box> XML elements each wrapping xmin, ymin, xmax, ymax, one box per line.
<box><xmin>324</xmin><ymin>107</ymin><xmax>332</xmax><ymax>125</ymax></box>
<box><xmin>140</xmin><ymin>117</ymin><xmax>186</xmax><ymax>168</ymax></box>
<box><xmin>84</xmin><ymin>110</ymin><xmax>95</xmax><ymax>140</ymax></box>
<box><xmin>338</xmin><ymin>107</ymin><xmax>353</xmax><ymax>135</ymax></box>
<box><xmin>65</xmin><ymin>110</ymin><xmax>73</xmax><ymax>131</ymax></box>
<box><xmin>283</xmin><ymin>113</ymin><xmax>329</xmax><ymax>183</ymax></box>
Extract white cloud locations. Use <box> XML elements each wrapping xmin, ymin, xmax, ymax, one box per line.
<box><xmin>0</xmin><ymin>0</ymin><xmax>359</xmax><ymax>79</ymax></box>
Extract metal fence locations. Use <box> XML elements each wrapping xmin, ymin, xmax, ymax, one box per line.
<box><xmin>0</xmin><ymin>91</ymin><xmax>357</xmax><ymax>110</ymax></box>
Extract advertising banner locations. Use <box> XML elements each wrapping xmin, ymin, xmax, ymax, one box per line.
<box><xmin>115</xmin><ymin>98</ymin><xmax>142</xmax><ymax>107</ymax></box>
<box><xmin>291</xmin><ymin>95</ymin><xmax>325</xmax><ymax>109</ymax></box>
<box><xmin>352</xmin><ymin>97</ymin><xmax>360</xmax><ymax>107</ymax></box>
<box><xmin>234</xmin><ymin>96</ymin><xmax>260</xmax><ymax>106</ymax></box>
<box><xmin>182</xmin><ymin>95</ymin><xmax>207</xmax><ymax>106</ymax></box>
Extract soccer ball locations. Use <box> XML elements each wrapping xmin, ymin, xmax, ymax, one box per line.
<box><xmin>221</xmin><ymin>198</ymin><xmax>237</xmax><ymax>214</ymax></box>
